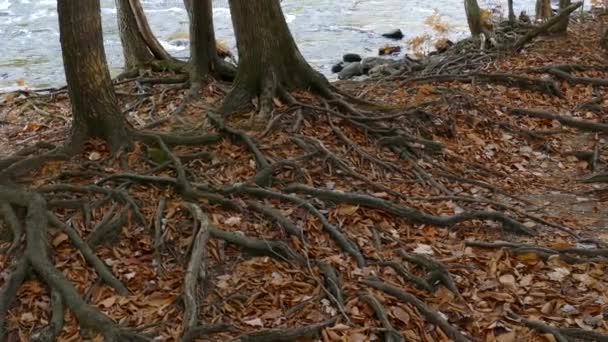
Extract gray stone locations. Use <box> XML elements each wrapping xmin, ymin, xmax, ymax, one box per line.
<box><xmin>382</xmin><ymin>29</ymin><xmax>404</xmax><ymax>40</ymax></box>
<box><xmin>343</xmin><ymin>53</ymin><xmax>362</xmax><ymax>63</ymax></box>
<box><xmin>338</xmin><ymin>62</ymin><xmax>363</xmax><ymax>80</ymax></box>
<box><xmin>361</xmin><ymin>57</ymin><xmax>397</xmax><ymax>74</ymax></box>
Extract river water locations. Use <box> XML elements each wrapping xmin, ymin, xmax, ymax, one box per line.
<box><xmin>0</xmin><ymin>0</ymin><xmax>543</xmax><ymax>91</ymax></box>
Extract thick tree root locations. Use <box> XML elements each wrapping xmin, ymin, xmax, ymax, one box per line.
<box><xmin>0</xmin><ymin>187</ymin><xmax>147</xmax><ymax>341</ymax></box>
<box><xmin>182</xmin><ymin>203</ymin><xmax>210</xmax><ymax>340</ymax></box>
<box><xmin>226</xmin><ymin>185</ymin><xmax>366</xmax><ymax>267</ymax></box>
<box><xmin>87</xmin><ymin>207</ymin><xmax>129</xmax><ymax>248</ymax></box>
<box><xmin>237</xmin><ymin>317</ymin><xmax>338</xmax><ymax>342</ymax></box>
<box><xmin>47</xmin><ymin>212</ymin><xmax>130</xmax><ymax>295</ymax></box>
<box><xmin>30</xmin><ymin>290</ymin><xmax>64</xmax><ymax>342</ymax></box>
<box><xmin>397</xmin><ymin>250</ymin><xmax>460</xmax><ymax>295</ymax></box>
<box><xmin>375</xmin><ymin>261</ymin><xmax>434</xmax><ymax>292</ymax></box>
<box><xmin>359</xmin><ymin>293</ymin><xmax>404</xmax><ymax>342</ymax></box>
<box><xmin>209</xmin><ymin>226</ymin><xmax>305</xmax><ymax>264</ymax></box>
<box><xmin>466</xmin><ymin>241</ymin><xmax>608</xmax><ymax>264</ymax></box>
<box><xmin>0</xmin><ymin>258</ymin><xmax>29</xmax><ymax>341</ymax></box>
<box><xmin>1</xmin><ymin>203</ymin><xmax>23</xmax><ymax>255</ymax></box>
<box><xmin>363</xmin><ymin>278</ymin><xmax>473</xmax><ymax>342</ymax></box>
<box><xmin>508</xmin><ymin>312</ymin><xmax>608</xmax><ymax>342</ymax></box>
<box><xmin>508</xmin><ymin>107</ymin><xmax>608</xmax><ymax>133</ymax></box>
<box><xmin>399</xmin><ymin>72</ymin><xmax>562</xmax><ymax>97</ymax></box>
<box><xmin>284</xmin><ymin>183</ymin><xmax>536</xmax><ymax>235</ymax></box>
<box><xmin>317</xmin><ymin>261</ymin><xmax>345</xmax><ymax>307</ymax></box>
<box><xmin>181</xmin><ymin>323</ymin><xmax>235</xmax><ymax>342</ymax></box>
<box><xmin>245</xmin><ymin>200</ymin><xmax>304</xmax><ymax>240</ymax></box>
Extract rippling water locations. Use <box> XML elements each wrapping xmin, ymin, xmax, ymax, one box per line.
<box><xmin>0</xmin><ymin>0</ymin><xmax>543</xmax><ymax>90</ymax></box>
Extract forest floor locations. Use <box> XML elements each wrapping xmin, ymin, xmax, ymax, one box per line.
<box><xmin>1</xmin><ymin>11</ymin><xmax>608</xmax><ymax>342</ymax></box>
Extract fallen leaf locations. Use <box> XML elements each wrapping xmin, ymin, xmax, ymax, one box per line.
<box><xmin>99</xmin><ymin>296</ymin><xmax>117</xmax><ymax>308</ymax></box>
<box><xmin>392</xmin><ymin>307</ymin><xmax>410</xmax><ymax>324</ymax></box>
<box><xmin>499</xmin><ymin>274</ymin><xmax>516</xmax><ymax>288</ymax></box>
<box><xmin>243</xmin><ymin>318</ymin><xmax>264</xmax><ymax>327</ymax></box>
<box><xmin>413</xmin><ymin>244</ymin><xmax>434</xmax><ymax>255</ymax></box>
<box><xmin>52</xmin><ymin>233</ymin><xmax>69</xmax><ymax>247</ymax></box>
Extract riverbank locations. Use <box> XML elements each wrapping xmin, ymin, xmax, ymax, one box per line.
<box><xmin>1</xmin><ymin>10</ymin><xmax>608</xmax><ymax>342</ymax></box>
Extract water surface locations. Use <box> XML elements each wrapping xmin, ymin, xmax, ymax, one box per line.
<box><xmin>0</xmin><ymin>0</ymin><xmax>542</xmax><ymax>90</ymax></box>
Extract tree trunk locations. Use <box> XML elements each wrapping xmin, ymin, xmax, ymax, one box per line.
<box><xmin>222</xmin><ymin>0</ymin><xmax>327</xmax><ymax>117</ymax></box>
<box><xmin>508</xmin><ymin>0</ymin><xmax>516</xmax><ymax>24</ymax></box>
<box><xmin>115</xmin><ymin>0</ymin><xmax>155</xmax><ymax>69</ymax></box>
<box><xmin>536</xmin><ymin>0</ymin><xmax>553</xmax><ymax>21</ymax></box>
<box><xmin>465</xmin><ymin>0</ymin><xmax>483</xmax><ymax>36</ymax></box>
<box><xmin>58</xmin><ymin>0</ymin><xmax>131</xmax><ymax>153</ymax></box>
<box><xmin>551</xmin><ymin>0</ymin><xmax>572</xmax><ymax>33</ymax></box>
<box><xmin>189</xmin><ymin>0</ymin><xmax>219</xmax><ymax>83</ymax></box>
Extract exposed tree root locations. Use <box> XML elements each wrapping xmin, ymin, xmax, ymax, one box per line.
<box><xmin>47</xmin><ymin>212</ymin><xmax>130</xmax><ymax>295</ymax></box>
<box><xmin>181</xmin><ymin>323</ymin><xmax>235</xmax><ymax>342</ymax></box>
<box><xmin>508</xmin><ymin>312</ymin><xmax>608</xmax><ymax>342</ymax></box>
<box><xmin>508</xmin><ymin>107</ymin><xmax>608</xmax><ymax>133</ymax></box>
<box><xmin>317</xmin><ymin>261</ymin><xmax>344</xmax><ymax>307</ymax></box>
<box><xmin>1</xmin><ymin>203</ymin><xmax>22</xmax><ymax>256</ymax></box>
<box><xmin>0</xmin><ymin>187</ymin><xmax>147</xmax><ymax>341</ymax></box>
<box><xmin>399</xmin><ymin>73</ymin><xmax>562</xmax><ymax>97</ymax></box>
<box><xmin>359</xmin><ymin>293</ymin><xmax>404</xmax><ymax>342</ymax></box>
<box><xmin>236</xmin><ymin>317</ymin><xmax>338</xmax><ymax>342</ymax></box>
<box><xmin>226</xmin><ymin>185</ymin><xmax>366</xmax><ymax>267</ymax></box>
<box><xmin>86</xmin><ymin>207</ymin><xmax>129</xmax><ymax>248</ymax></box>
<box><xmin>182</xmin><ymin>203</ymin><xmax>211</xmax><ymax>340</ymax></box>
<box><xmin>397</xmin><ymin>250</ymin><xmax>460</xmax><ymax>295</ymax></box>
<box><xmin>245</xmin><ymin>200</ymin><xmax>304</xmax><ymax>240</ymax></box>
<box><xmin>511</xmin><ymin>2</ymin><xmax>583</xmax><ymax>51</ymax></box>
<box><xmin>466</xmin><ymin>240</ymin><xmax>608</xmax><ymax>264</ymax></box>
<box><xmin>0</xmin><ymin>258</ymin><xmax>29</xmax><ymax>341</ymax></box>
<box><xmin>375</xmin><ymin>261</ymin><xmax>434</xmax><ymax>292</ymax></box>
<box><xmin>363</xmin><ymin>278</ymin><xmax>473</xmax><ymax>342</ymax></box>
<box><xmin>30</xmin><ymin>290</ymin><xmax>64</xmax><ymax>342</ymax></box>
<box><xmin>284</xmin><ymin>183</ymin><xmax>536</xmax><ymax>235</ymax></box>
<box><xmin>209</xmin><ymin>226</ymin><xmax>305</xmax><ymax>264</ymax></box>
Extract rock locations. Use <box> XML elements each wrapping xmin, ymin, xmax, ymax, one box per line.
<box><xmin>368</xmin><ymin>64</ymin><xmax>400</xmax><ymax>77</ymax></box>
<box><xmin>170</xmin><ymin>39</ymin><xmax>189</xmax><ymax>47</ymax></box>
<box><xmin>382</xmin><ymin>29</ymin><xmax>404</xmax><ymax>40</ymax></box>
<box><xmin>342</xmin><ymin>53</ymin><xmax>362</xmax><ymax>63</ymax></box>
<box><xmin>331</xmin><ymin>62</ymin><xmax>345</xmax><ymax>74</ymax></box>
<box><xmin>338</xmin><ymin>62</ymin><xmax>363</xmax><ymax>80</ymax></box>
<box><xmin>434</xmin><ymin>38</ymin><xmax>454</xmax><ymax>53</ymax></box>
<box><xmin>379</xmin><ymin>46</ymin><xmax>401</xmax><ymax>56</ymax></box>
<box><xmin>361</xmin><ymin>57</ymin><xmax>397</xmax><ymax>74</ymax></box>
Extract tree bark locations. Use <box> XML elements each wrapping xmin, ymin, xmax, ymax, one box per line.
<box><xmin>115</xmin><ymin>0</ymin><xmax>155</xmax><ymax>69</ymax></box>
<box><xmin>190</xmin><ymin>0</ymin><xmax>215</xmax><ymax>83</ymax></box>
<box><xmin>508</xmin><ymin>0</ymin><xmax>516</xmax><ymax>24</ymax></box>
<box><xmin>58</xmin><ymin>0</ymin><xmax>132</xmax><ymax>153</ymax></box>
<box><xmin>536</xmin><ymin>0</ymin><xmax>553</xmax><ymax>21</ymax></box>
<box><xmin>551</xmin><ymin>0</ymin><xmax>572</xmax><ymax>33</ymax></box>
<box><xmin>464</xmin><ymin>0</ymin><xmax>483</xmax><ymax>36</ymax></box>
<box><xmin>222</xmin><ymin>0</ymin><xmax>327</xmax><ymax>117</ymax></box>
